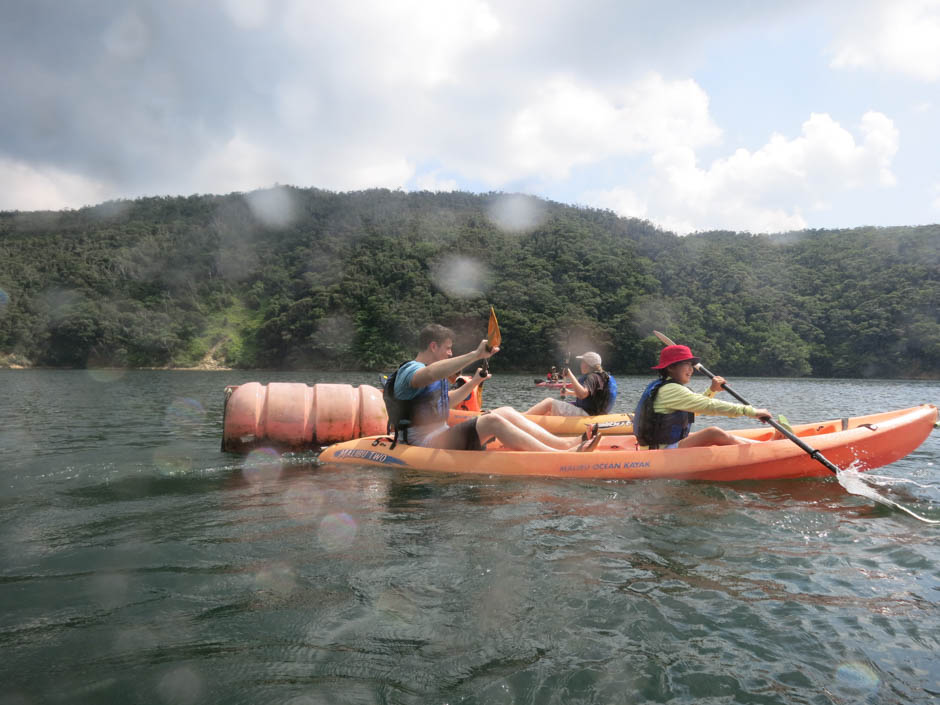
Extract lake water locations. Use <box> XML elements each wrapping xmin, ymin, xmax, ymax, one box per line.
<box><xmin>1</xmin><ymin>370</ymin><xmax>939</xmax><ymax>704</ymax></box>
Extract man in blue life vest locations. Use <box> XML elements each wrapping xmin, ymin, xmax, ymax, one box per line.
<box><xmin>525</xmin><ymin>351</ymin><xmax>618</xmax><ymax>417</ymax></box>
<box><xmin>388</xmin><ymin>324</ymin><xmax>596</xmax><ymax>451</ymax></box>
<box><xmin>633</xmin><ymin>344</ymin><xmax>772</xmax><ymax>449</ymax></box>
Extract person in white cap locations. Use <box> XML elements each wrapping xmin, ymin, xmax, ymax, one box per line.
<box><xmin>524</xmin><ymin>351</ymin><xmax>618</xmax><ymax>416</ymax></box>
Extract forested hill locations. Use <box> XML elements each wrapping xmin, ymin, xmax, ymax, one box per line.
<box><xmin>1</xmin><ymin>187</ymin><xmax>938</xmax><ymax>378</ymax></box>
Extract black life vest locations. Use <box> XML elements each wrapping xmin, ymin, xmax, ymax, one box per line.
<box><xmin>383</xmin><ymin>362</ymin><xmax>414</xmax><ymax>448</ymax></box>
<box><xmin>633</xmin><ymin>379</ymin><xmax>694</xmax><ymax>449</ymax></box>
<box><xmin>573</xmin><ymin>371</ymin><xmax>618</xmax><ymax>416</ymax></box>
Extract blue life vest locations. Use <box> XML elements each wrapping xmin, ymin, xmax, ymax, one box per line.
<box><xmin>633</xmin><ymin>379</ymin><xmax>694</xmax><ymax>449</ymax></box>
<box><xmin>383</xmin><ymin>361</ymin><xmax>449</xmax><ymax>447</ymax></box>
<box><xmin>572</xmin><ymin>371</ymin><xmax>617</xmax><ymax>416</ymax></box>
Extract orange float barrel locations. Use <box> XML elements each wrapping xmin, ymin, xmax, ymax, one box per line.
<box><xmin>222</xmin><ymin>382</ymin><xmax>388</xmax><ymax>452</ymax></box>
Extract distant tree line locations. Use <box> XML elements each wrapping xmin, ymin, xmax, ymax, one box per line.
<box><xmin>0</xmin><ymin>187</ymin><xmax>937</xmax><ymax>378</ymax></box>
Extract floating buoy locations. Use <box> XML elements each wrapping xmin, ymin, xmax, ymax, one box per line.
<box><xmin>222</xmin><ymin>382</ymin><xmax>387</xmax><ymax>452</ymax></box>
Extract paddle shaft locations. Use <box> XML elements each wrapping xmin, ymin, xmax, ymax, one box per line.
<box><xmin>652</xmin><ymin>331</ymin><xmax>840</xmax><ymax>475</ymax></box>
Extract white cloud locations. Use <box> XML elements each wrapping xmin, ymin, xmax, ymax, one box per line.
<box><xmin>586</xmin><ymin>111</ymin><xmax>899</xmax><ymax>234</ymax></box>
<box><xmin>505</xmin><ymin>73</ymin><xmax>721</xmax><ymax>181</ymax></box>
<box><xmin>221</xmin><ymin>0</ymin><xmax>271</xmax><ymax>30</ymax></box>
<box><xmin>931</xmin><ymin>182</ymin><xmax>940</xmax><ymax>209</ymax></box>
<box><xmin>412</xmin><ymin>171</ymin><xmax>458</xmax><ymax>192</ymax></box>
<box><xmin>341</xmin><ymin>157</ymin><xmax>415</xmax><ymax>191</ymax></box>
<box><xmin>581</xmin><ymin>186</ymin><xmax>647</xmax><ymax>220</ymax></box>
<box><xmin>192</xmin><ymin>135</ymin><xmax>292</xmax><ymax>194</ymax></box>
<box><xmin>829</xmin><ymin>0</ymin><xmax>940</xmax><ymax>81</ymax></box>
<box><xmin>0</xmin><ymin>1</ymin><xmax>931</xmax><ymax>233</ymax></box>
<box><xmin>281</xmin><ymin>0</ymin><xmax>500</xmax><ymax>88</ymax></box>
<box><xmin>193</xmin><ymin>134</ymin><xmax>415</xmax><ymax>195</ymax></box>
<box><xmin>273</xmin><ymin>81</ymin><xmax>319</xmax><ymax>131</ymax></box>
<box><xmin>0</xmin><ymin>156</ymin><xmax>111</xmax><ymax>211</ymax></box>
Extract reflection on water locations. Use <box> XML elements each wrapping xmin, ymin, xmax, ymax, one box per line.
<box><xmin>0</xmin><ymin>370</ymin><xmax>938</xmax><ymax>704</ymax></box>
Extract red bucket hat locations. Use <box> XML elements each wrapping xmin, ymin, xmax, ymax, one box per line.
<box><xmin>652</xmin><ymin>344</ymin><xmax>700</xmax><ymax>370</ymax></box>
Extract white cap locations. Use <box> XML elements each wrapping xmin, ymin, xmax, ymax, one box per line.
<box><xmin>576</xmin><ymin>351</ymin><xmax>602</xmax><ymax>368</ymax></box>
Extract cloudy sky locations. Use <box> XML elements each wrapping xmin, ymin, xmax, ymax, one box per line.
<box><xmin>1</xmin><ymin>0</ymin><xmax>939</xmax><ymax>233</ymax></box>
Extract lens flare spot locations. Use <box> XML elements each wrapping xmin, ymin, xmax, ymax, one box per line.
<box><xmin>486</xmin><ymin>194</ymin><xmax>547</xmax><ymax>233</ymax></box>
<box><xmin>114</xmin><ymin>626</ymin><xmax>159</xmax><ymax>654</ymax></box>
<box><xmin>90</xmin><ymin>572</ymin><xmax>130</xmax><ymax>609</ymax></box>
<box><xmin>430</xmin><ymin>254</ymin><xmax>492</xmax><ymax>298</ymax></box>
<box><xmin>165</xmin><ymin>398</ymin><xmax>207</xmax><ymax>432</ymax></box>
<box><xmin>254</xmin><ymin>562</ymin><xmax>297</xmax><ymax>597</ymax></box>
<box><xmin>245</xmin><ymin>186</ymin><xmax>297</xmax><ymax>228</ymax></box>
<box><xmin>318</xmin><ymin>512</ymin><xmax>358</xmax><ymax>551</ymax></box>
<box><xmin>156</xmin><ymin>665</ymin><xmax>203</xmax><ymax>705</ymax></box>
<box><xmin>283</xmin><ymin>481</ymin><xmax>325</xmax><ymax>522</ymax></box>
<box><xmin>87</xmin><ymin>367</ymin><xmax>127</xmax><ymax>383</ymax></box>
<box><xmin>835</xmin><ymin>662</ymin><xmax>880</xmax><ymax>690</ymax></box>
<box><xmin>243</xmin><ymin>447</ymin><xmax>282</xmax><ymax>483</ymax></box>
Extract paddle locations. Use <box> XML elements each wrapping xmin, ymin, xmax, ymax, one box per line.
<box><xmin>652</xmin><ymin>331</ymin><xmax>940</xmax><ymax>523</ymax></box>
<box><xmin>560</xmin><ymin>349</ymin><xmax>571</xmax><ymax>398</ymax></box>
<box><xmin>479</xmin><ymin>306</ymin><xmax>500</xmax><ymax>380</ymax></box>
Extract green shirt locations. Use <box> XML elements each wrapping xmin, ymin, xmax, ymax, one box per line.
<box><xmin>653</xmin><ymin>383</ymin><xmax>758</xmax><ymax>419</ymax></box>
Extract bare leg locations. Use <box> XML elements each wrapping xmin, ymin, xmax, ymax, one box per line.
<box><xmin>677</xmin><ymin>426</ymin><xmax>759</xmax><ymax>448</ymax></box>
<box><xmin>489</xmin><ymin>407</ymin><xmax>581</xmax><ymax>449</ymax></box>
<box><xmin>523</xmin><ymin>398</ymin><xmax>556</xmax><ymax>415</ymax></box>
<box><xmin>475</xmin><ymin>414</ymin><xmax>566</xmax><ymax>451</ymax></box>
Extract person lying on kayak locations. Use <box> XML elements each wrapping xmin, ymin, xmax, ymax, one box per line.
<box><xmin>634</xmin><ymin>344</ymin><xmax>771</xmax><ymax>449</ymax></box>
<box><xmin>525</xmin><ymin>351</ymin><xmax>617</xmax><ymax>417</ymax></box>
<box><xmin>388</xmin><ymin>324</ymin><xmax>598</xmax><ymax>452</ymax></box>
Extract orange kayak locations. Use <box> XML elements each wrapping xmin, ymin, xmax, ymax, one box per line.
<box><xmin>319</xmin><ymin>405</ymin><xmax>938</xmax><ymax>482</ymax></box>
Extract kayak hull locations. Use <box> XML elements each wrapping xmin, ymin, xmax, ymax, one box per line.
<box><xmin>319</xmin><ymin>405</ymin><xmax>938</xmax><ymax>481</ymax></box>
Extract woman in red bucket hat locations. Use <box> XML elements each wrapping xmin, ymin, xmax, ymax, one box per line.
<box><xmin>633</xmin><ymin>345</ymin><xmax>772</xmax><ymax>449</ymax></box>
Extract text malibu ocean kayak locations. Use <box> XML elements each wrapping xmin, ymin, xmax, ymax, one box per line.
<box><xmin>319</xmin><ymin>405</ymin><xmax>938</xmax><ymax>482</ymax></box>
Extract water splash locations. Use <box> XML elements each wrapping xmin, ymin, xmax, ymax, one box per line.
<box><xmin>153</xmin><ymin>445</ymin><xmax>196</xmax><ymax>476</ymax></box>
<box><xmin>837</xmin><ymin>466</ymin><xmax>939</xmax><ymax>524</ymax></box>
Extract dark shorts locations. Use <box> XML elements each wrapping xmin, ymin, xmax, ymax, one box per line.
<box><xmin>427</xmin><ymin>418</ymin><xmax>482</xmax><ymax>451</ymax></box>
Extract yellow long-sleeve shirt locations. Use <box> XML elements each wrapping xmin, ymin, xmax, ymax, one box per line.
<box><xmin>653</xmin><ymin>383</ymin><xmax>759</xmax><ymax>419</ymax></box>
